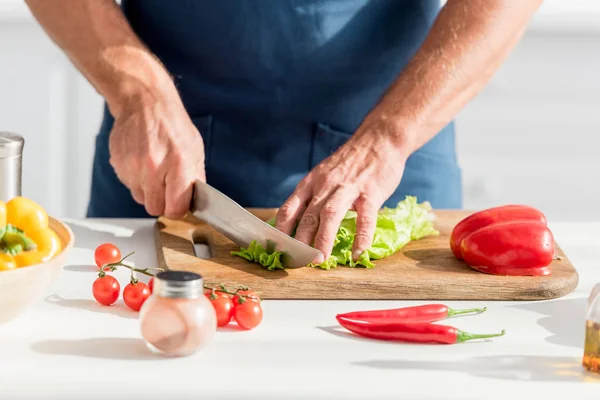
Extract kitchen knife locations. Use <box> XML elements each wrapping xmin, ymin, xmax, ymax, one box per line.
<box><xmin>189</xmin><ymin>180</ymin><xmax>321</xmax><ymax>269</ymax></box>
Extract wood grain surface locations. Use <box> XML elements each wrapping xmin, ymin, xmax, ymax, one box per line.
<box><xmin>154</xmin><ymin>209</ymin><xmax>579</xmax><ymax>300</ymax></box>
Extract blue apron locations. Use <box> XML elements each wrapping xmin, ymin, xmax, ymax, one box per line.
<box><xmin>87</xmin><ymin>0</ymin><xmax>462</xmax><ymax>218</ymax></box>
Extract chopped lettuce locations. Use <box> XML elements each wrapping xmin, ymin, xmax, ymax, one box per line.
<box><xmin>230</xmin><ymin>196</ymin><xmax>439</xmax><ymax>270</ymax></box>
<box><xmin>230</xmin><ymin>240</ymin><xmax>285</xmax><ymax>271</ymax></box>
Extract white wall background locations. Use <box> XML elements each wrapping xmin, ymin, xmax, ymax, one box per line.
<box><xmin>0</xmin><ymin>0</ymin><xmax>599</xmax><ymax>222</ymax></box>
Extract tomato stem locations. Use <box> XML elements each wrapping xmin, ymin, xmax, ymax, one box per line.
<box><xmin>98</xmin><ymin>251</ymin><xmax>165</xmax><ymax>278</ymax></box>
<box><xmin>130</xmin><ymin>269</ymin><xmax>138</xmax><ymax>285</ymax></box>
<box><xmin>203</xmin><ymin>283</ymin><xmax>261</xmax><ymax>302</ymax></box>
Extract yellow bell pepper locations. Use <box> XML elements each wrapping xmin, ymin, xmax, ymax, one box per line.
<box><xmin>0</xmin><ymin>253</ymin><xmax>17</xmax><ymax>271</ymax></box>
<box><xmin>0</xmin><ymin>196</ymin><xmax>62</xmax><ymax>268</ymax></box>
<box><xmin>14</xmin><ymin>227</ymin><xmax>62</xmax><ymax>267</ymax></box>
<box><xmin>6</xmin><ymin>196</ymin><xmax>48</xmax><ymax>233</ymax></box>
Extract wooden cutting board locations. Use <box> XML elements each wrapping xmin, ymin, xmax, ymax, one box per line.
<box><xmin>154</xmin><ymin>209</ymin><xmax>579</xmax><ymax>300</ymax></box>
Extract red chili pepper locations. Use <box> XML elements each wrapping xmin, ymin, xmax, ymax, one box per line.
<box><xmin>336</xmin><ymin>304</ymin><xmax>487</xmax><ymax>324</ymax></box>
<box><xmin>460</xmin><ymin>220</ymin><xmax>554</xmax><ymax>276</ymax></box>
<box><xmin>336</xmin><ymin>316</ymin><xmax>505</xmax><ymax>344</ymax></box>
<box><xmin>450</xmin><ymin>205</ymin><xmax>547</xmax><ymax>260</ymax></box>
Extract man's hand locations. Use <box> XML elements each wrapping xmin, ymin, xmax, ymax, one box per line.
<box><xmin>24</xmin><ymin>0</ymin><xmax>207</xmax><ymax>219</ymax></box>
<box><xmin>109</xmin><ymin>97</ymin><xmax>205</xmax><ymax>219</ymax></box>
<box><xmin>275</xmin><ymin>113</ymin><xmax>410</xmax><ymax>264</ymax></box>
<box><xmin>276</xmin><ymin>0</ymin><xmax>543</xmax><ymax>262</ymax></box>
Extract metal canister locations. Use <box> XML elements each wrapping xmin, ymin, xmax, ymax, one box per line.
<box><xmin>0</xmin><ymin>131</ymin><xmax>24</xmax><ymax>202</ymax></box>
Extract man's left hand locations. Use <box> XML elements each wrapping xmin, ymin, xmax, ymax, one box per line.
<box><xmin>275</xmin><ymin>112</ymin><xmax>410</xmax><ymax>264</ymax></box>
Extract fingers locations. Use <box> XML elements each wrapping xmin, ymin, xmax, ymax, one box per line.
<box><xmin>164</xmin><ymin>174</ymin><xmax>194</xmax><ymax>220</ymax></box>
<box><xmin>275</xmin><ymin>191</ymin><xmax>309</xmax><ymax>236</ymax></box>
<box><xmin>352</xmin><ymin>196</ymin><xmax>379</xmax><ymax>260</ymax></box>
<box><xmin>131</xmin><ymin>187</ymin><xmax>145</xmax><ymax>205</ymax></box>
<box><xmin>141</xmin><ymin>156</ymin><xmax>166</xmax><ymax>216</ymax></box>
<box><xmin>110</xmin><ymin>152</ymin><xmax>146</xmax><ymax>206</ymax></box>
<box><xmin>163</xmin><ymin>155</ymin><xmax>199</xmax><ymax>220</ymax></box>
<box><xmin>107</xmin><ymin>111</ymin><xmax>206</xmax><ymax>219</ymax></box>
<box><xmin>312</xmin><ymin>187</ymin><xmax>357</xmax><ymax>262</ymax></box>
<box><xmin>293</xmin><ymin>198</ymin><xmax>322</xmax><ymax>249</ymax></box>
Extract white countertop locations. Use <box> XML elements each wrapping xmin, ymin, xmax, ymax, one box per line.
<box><xmin>1</xmin><ymin>218</ymin><xmax>600</xmax><ymax>399</ymax></box>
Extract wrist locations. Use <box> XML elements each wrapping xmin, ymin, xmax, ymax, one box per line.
<box><xmin>95</xmin><ymin>47</ymin><xmax>180</xmax><ymax>118</ymax></box>
<box><xmin>384</xmin><ymin>117</ymin><xmax>417</xmax><ymax>160</ymax></box>
<box><xmin>359</xmin><ymin>110</ymin><xmax>417</xmax><ymax>162</ymax></box>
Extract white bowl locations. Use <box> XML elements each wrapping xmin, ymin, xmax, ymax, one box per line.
<box><xmin>0</xmin><ymin>217</ymin><xmax>74</xmax><ymax>324</ymax></box>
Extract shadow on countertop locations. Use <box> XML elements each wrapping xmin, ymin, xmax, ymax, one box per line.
<box><xmin>64</xmin><ymin>220</ymin><xmax>158</xmax><ymax>276</ymax></box>
<box><xmin>30</xmin><ymin>337</ymin><xmax>159</xmax><ymax>360</ymax></box>
<box><xmin>352</xmin><ymin>355</ymin><xmax>599</xmax><ymax>383</ymax></box>
<box><xmin>62</xmin><ymin>264</ymin><xmax>98</xmax><ymax>273</ymax></box>
<box><xmin>45</xmin><ymin>295</ymin><xmax>138</xmax><ymax>320</ymax></box>
<box><xmin>510</xmin><ymin>297</ymin><xmax>587</xmax><ymax>349</ymax></box>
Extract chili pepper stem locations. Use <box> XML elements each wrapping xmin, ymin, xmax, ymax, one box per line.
<box><xmin>447</xmin><ymin>306</ymin><xmax>487</xmax><ymax>318</ymax></box>
<box><xmin>456</xmin><ymin>329</ymin><xmax>506</xmax><ymax>343</ymax></box>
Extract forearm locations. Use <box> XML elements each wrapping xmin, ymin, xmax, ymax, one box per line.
<box><xmin>25</xmin><ymin>0</ymin><xmax>178</xmax><ymax>117</ymax></box>
<box><xmin>377</xmin><ymin>0</ymin><xmax>543</xmax><ymax>155</ymax></box>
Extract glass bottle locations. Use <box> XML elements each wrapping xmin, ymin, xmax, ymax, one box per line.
<box><xmin>0</xmin><ymin>131</ymin><xmax>24</xmax><ymax>202</ymax></box>
<box><xmin>583</xmin><ymin>283</ymin><xmax>600</xmax><ymax>373</ymax></box>
<box><xmin>139</xmin><ymin>271</ymin><xmax>217</xmax><ymax>357</ymax></box>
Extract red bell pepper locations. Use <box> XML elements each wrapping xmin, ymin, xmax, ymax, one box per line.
<box><xmin>450</xmin><ymin>205</ymin><xmax>547</xmax><ymax>260</ymax></box>
<box><xmin>336</xmin><ymin>304</ymin><xmax>487</xmax><ymax>324</ymax></box>
<box><xmin>336</xmin><ymin>316</ymin><xmax>505</xmax><ymax>344</ymax></box>
<box><xmin>460</xmin><ymin>220</ymin><xmax>554</xmax><ymax>276</ymax></box>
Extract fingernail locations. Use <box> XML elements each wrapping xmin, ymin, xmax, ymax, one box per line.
<box><xmin>353</xmin><ymin>250</ymin><xmax>363</xmax><ymax>261</ymax></box>
<box><xmin>313</xmin><ymin>252</ymin><xmax>325</xmax><ymax>264</ymax></box>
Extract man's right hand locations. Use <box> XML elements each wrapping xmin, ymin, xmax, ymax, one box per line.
<box><xmin>24</xmin><ymin>0</ymin><xmax>206</xmax><ymax>220</ymax></box>
<box><xmin>108</xmin><ymin>95</ymin><xmax>206</xmax><ymax>219</ymax></box>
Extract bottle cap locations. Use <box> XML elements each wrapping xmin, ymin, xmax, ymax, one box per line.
<box><xmin>0</xmin><ymin>132</ymin><xmax>25</xmax><ymax>159</ymax></box>
<box><xmin>154</xmin><ymin>271</ymin><xmax>204</xmax><ymax>299</ymax></box>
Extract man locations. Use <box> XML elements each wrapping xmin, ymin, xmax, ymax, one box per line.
<box><xmin>26</xmin><ymin>0</ymin><xmax>542</xmax><ymax>264</ymax></box>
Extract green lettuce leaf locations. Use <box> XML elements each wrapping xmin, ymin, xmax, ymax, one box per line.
<box><xmin>230</xmin><ymin>195</ymin><xmax>438</xmax><ymax>270</ymax></box>
<box><xmin>230</xmin><ymin>240</ymin><xmax>285</xmax><ymax>271</ymax></box>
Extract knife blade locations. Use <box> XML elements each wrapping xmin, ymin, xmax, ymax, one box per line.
<box><xmin>189</xmin><ymin>180</ymin><xmax>321</xmax><ymax>269</ymax></box>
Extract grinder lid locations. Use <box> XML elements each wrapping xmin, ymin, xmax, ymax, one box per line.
<box><xmin>0</xmin><ymin>132</ymin><xmax>24</xmax><ymax>159</ymax></box>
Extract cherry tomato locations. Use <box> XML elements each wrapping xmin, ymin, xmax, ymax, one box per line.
<box><xmin>232</xmin><ymin>290</ymin><xmax>260</xmax><ymax>306</ymax></box>
<box><xmin>148</xmin><ymin>277</ymin><xmax>154</xmax><ymax>293</ymax></box>
<box><xmin>94</xmin><ymin>243</ymin><xmax>121</xmax><ymax>269</ymax></box>
<box><xmin>92</xmin><ymin>275</ymin><xmax>120</xmax><ymax>306</ymax></box>
<box><xmin>123</xmin><ymin>282</ymin><xmax>151</xmax><ymax>311</ymax></box>
<box><xmin>205</xmin><ymin>290</ymin><xmax>234</xmax><ymax>327</ymax></box>
<box><xmin>234</xmin><ymin>298</ymin><xmax>263</xmax><ymax>330</ymax></box>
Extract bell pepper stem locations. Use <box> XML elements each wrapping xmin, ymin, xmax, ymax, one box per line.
<box><xmin>6</xmin><ymin>243</ymin><xmax>23</xmax><ymax>255</ymax></box>
<box><xmin>447</xmin><ymin>306</ymin><xmax>487</xmax><ymax>318</ymax></box>
<box><xmin>456</xmin><ymin>329</ymin><xmax>506</xmax><ymax>343</ymax></box>
<box><xmin>1</xmin><ymin>226</ymin><xmax>38</xmax><ymax>255</ymax></box>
